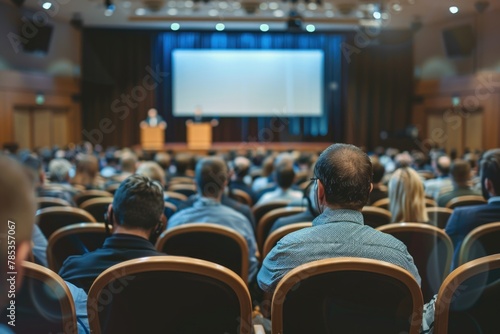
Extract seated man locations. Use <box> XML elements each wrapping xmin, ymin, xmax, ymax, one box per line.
<box><xmin>58</xmin><ymin>174</ymin><xmax>166</xmax><ymax>293</ymax></box>
<box><xmin>445</xmin><ymin>148</ymin><xmax>500</xmax><ymax>269</ymax></box>
<box><xmin>368</xmin><ymin>157</ymin><xmax>388</xmax><ymax>205</ymax></box>
<box><xmin>255</xmin><ymin>161</ymin><xmax>303</xmax><ymax>206</ymax></box>
<box><xmin>437</xmin><ymin>159</ymin><xmax>481</xmax><ymax>207</ymax></box>
<box><xmin>167</xmin><ymin>156</ymin><xmax>258</xmax><ymax>283</ymax></box>
<box><xmin>424</xmin><ymin>154</ymin><xmax>452</xmax><ymax>199</ymax></box>
<box><xmin>257</xmin><ymin>143</ymin><xmax>421</xmax><ymax>294</ymax></box>
<box><xmin>228</xmin><ymin>156</ymin><xmax>257</xmax><ymax>204</ymax></box>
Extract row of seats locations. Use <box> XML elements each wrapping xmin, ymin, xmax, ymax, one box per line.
<box><xmin>9</xmin><ymin>253</ymin><xmax>500</xmax><ymax>333</ymax></box>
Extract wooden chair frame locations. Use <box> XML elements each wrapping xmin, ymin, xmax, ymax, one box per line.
<box><xmin>361</xmin><ymin>206</ymin><xmax>392</xmax><ymax>228</ymax></box>
<box><xmin>425</xmin><ymin>207</ymin><xmax>454</xmax><ymax>229</ymax></box>
<box><xmin>36</xmin><ymin>196</ymin><xmax>72</xmax><ymax>209</ymax></box>
<box><xmin>445</xmin><ymin>195</ymin><xmax>487</xmax><ymax>210</ymax></box>
<box><xmin>271</xmin><ymin>257</ymin><xmax>424</xmax><ymax>334</ymax></box>
<box><xmin>74</xmin><ymin>190</ymin><xmax>113</xmax><ymax>207</ymax></box>
<box><xmin>434</xmin><ymin>254</ymin><xmax>500</xmax><ymax>333</ymax></box>
<box><xmin>87</xmin><ymin>256</ymin><xmax>254</xmax><ymax>334</ymax></box>
<box><xmin>164</xmin><ymin>190</ymin><xmax>188</xmax><ymax>202</ymax></box>
<box><xmin>79</xmin><ymin>197</ymin><xmax>113</xmax><ymax>221</ymax></box>
<box><xmin>36</xmin><ymin>206</ymin><xmax>97</xmax><ymax>238</ymax></box>
<box><xmin>155</xmin><ymin>223</ymin><xmax>249</xmax><ymax>281</ymax></box>
<box><xmin>372</xmin><ymin>197</ymin><xmax>390</xmax><ymax>210</ymax></box>
<box><xmin>262</xmin><ymin>222</ymin><xmax>312</xmax><ymax>260</ymax></box>
<box><xmin>458</xmin><ymin>221</ymin><xmax>500</xmax><ymax>266</ymax></box>
<box><xmin>228</xmin><ymin>188</ymin><xmax>253</xmax><ymax>207</ymax></box>
<box><xmin>46</xmin><ymin>222</ymin><xmax>110</xmax><ymax>272</ymax></box>
<box><xmin>252</xmin><ymin>199</ymin><xmax>291</xmax><ymax>226</ymax></box>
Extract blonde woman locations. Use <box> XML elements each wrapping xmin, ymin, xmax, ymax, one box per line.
<box><xmin>388</xmin><ymin>167</ymin><xmax>429</xmax><ymax>223</ymax></box>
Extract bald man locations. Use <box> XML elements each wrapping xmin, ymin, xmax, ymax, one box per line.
<box><xmin>424</xmin><ymin>154</ymin><xmax>452</xmax><ymax>199</ymax></box>
<box><xmin>0</xmin><ymin>155</ymin><xmax>37</xmax><ymax>309</ymax></box>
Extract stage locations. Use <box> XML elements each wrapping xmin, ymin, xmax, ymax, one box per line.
<box><xmin>135</xmin><ymin>141</ymin><xmax>333</xmax><ymax>155</ymax></box>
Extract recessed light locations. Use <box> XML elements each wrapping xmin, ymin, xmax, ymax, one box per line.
<box><xmin>449</xmin><ymin>6</ymin><xmax>459</xmax><ymax>14</ymax></box>
<box><xmin>171</xmin><ymin>23</ymin><xmax>180</xmax><ymax>31</ymax></box>
<box><xmin>215</xmin><ymin>23</ymin><xmax>225</xmax><ymax>31</ymax></box>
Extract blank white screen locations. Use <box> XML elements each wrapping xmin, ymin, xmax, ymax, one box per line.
<box><xmin>172</xmin><ymin>49</ymin><xmax>324</xmax><ymax>117</ymax></box>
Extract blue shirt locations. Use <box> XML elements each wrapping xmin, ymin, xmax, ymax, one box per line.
<box><xmin>66</xmin><ymin>281</ymin><xmax>90</xmax><ymax>334</ymax></box>
<box><xmin>167</xmin><ymin>197</ymin><xmax>259</xmax><ymax>283</ymax></box>
<box><xmin>257</xmin><ymin>208</ymin><xmax>421</xmax><ymax>293</ymax></box>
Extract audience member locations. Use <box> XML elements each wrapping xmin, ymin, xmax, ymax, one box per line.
<box><xmin>112</xmin><ymin>150</ymin><xmax>138</xmax><ymax>183</ymax></box>
<box><xmin>58</xmin><ymin>174</ymin><xmax>166</xmax><ymax>293</ymax></box>
<box><xmin>257</xmin><ymin>143</ymin><xmax>420</xmax><ymax>294</ymax></box>
<box><xmin>445</xmin><ymin>148</ymin><xmax>500</xmax><ymax>269</ymax></box>
<box><xmin>71</xmin><ymin>153</ymin><xmax>104</xmax><ymax>190</ymax></box>
<box><xmin>255</xmin><ymin>161</ymin><xmax>303</xmax><ymax>205</ymax></box>
<box><xmin>171</xmin><ymin>152</ymin><xmax>195</xmax><ymax>178</ymax></box>
<box><xmin>368</xmin><ymin>157</ymin><xmax>388</xmax><ymax>205</ymax></box>
<box><xmin>437</xmin><ymin>159</ymin><xmax>481</xmax><ymax>207</ymax></box>
<box><xmin>252</xmin><ymin>154</ymin><xmax>275</xmax><ymax>193</ymax></box>
<box><xmin>154</xmin><ymin>151</ymin><xmax>172</xmax><ymax>183</ymax></box>
<box><xmin>228</xmin><ymin>156</ymin><xmax>257</xmax><ymax>203</ymax></box>
<box><xmin>388</xmin><ymin>167</ymin><xmax>429</xmax><ymax>223</ymax></box>
<box><xmin>167</xmin><ymin>157</ymin><xmax>258</xmax><ymax>283</ymax></box>
<box><xmin>424</xmin><ymin>154</ymin><xmax>452</xmax><ymax>199</ymax></box>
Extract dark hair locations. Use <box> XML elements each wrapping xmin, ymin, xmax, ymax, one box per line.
<box><xmin>480</xmin><ymin>149</ymin><xmax>500</xmax><ymax>198</ymax></box>
<box><xmin>450</xmin><ymin>159</ymin><xmax>471</xmax><ymax>184</ymax></box>
<box><xmin>314</xmin><ymin>143</ymin><xmax>372</xmax><ymax>210</ymax></box>
<box><xmin>195</xmin><ymin>157</ymin><xmax>227</xmax><ymax>198</ymax></box>
<box><xmin>275</xmin><ymin>163</ymin><xmax>295</xmax><ymax>189</ymax></box>
<box><xmin>112</xmin><ymin>174</ymin><xmax>164</xmax><ymax>230</ymax></box>
<box><xmin>371</xmin><ymin>159</ymin><xmax>385</xmax><ymax>184</ymax></box>
<box><xmin>436</xmin><ymin>154</ymin><xmax>451</xmax><ymax>176</ymax></box>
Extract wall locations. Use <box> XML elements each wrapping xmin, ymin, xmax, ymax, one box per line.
<box><xmin>0</xmin><ymin>1</ymin><xmax>81</xmax><ymax>77</ymax></box>
<box><xmin>414</xmin><ymin>9</ymin><xmax>500</xmax><ymax>79</ymax></box>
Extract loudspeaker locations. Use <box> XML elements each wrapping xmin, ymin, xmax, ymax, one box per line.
<box><xmin>442</xmin><ymin>24</ymin><xmax>476</xmax><ymax>58</ymax></box>
<box><xmin>21</xmin><ymin>21</ymin><xmax>54</xmax><ymax>54</ymax></box>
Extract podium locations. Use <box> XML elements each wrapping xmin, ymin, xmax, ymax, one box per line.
<box><xmin>187</xmin><ymin>122</ymin><xmax>212</xmax><ymax>150</ymax></box>
<box><xmin>141</xmin><ymin>127</ymin><xmax>164</xmax><ymax>151</ymax></box>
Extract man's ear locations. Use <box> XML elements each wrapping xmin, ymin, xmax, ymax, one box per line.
<box><xmin>317</xmin><ymin>180</ymin><xmax>326</xmax><ymax>205</ymax></box>
<box><xmin>369</xmin><ymin>183</ymin><xmax>374</xmax><ymax>194</ymax></box>
<box><xmin>484</xmin><ymin>178</ymin><xmax>494</xmax><ymax>196</ymax></box>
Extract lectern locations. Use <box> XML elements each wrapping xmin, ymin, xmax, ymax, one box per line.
<box><xmin>187</xmin><ymin>122</ymin><xmax>212</xmax><ymax>150</ymax></box>
<box><xmin>141</xmin><ymin>127</ymin><xmax>164</xmax><ymax>151</ymax></box>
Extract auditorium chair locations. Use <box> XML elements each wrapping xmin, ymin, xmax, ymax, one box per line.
<box><xmin>434</xmin><ymin>254</ymin><xmax>500</xmax><ymax>334</ymax></box>
<box><xmin>36</xmin><ymin>206</ymin><xmax>97</xmax><ymax>239</ymax></box>
<box><xmin>228</xmin><ymin>188</ymin><xmax>253</xmax><ymax>207</ymax></box>
<box><xmin>36</xmin><ymin>196</ymin><xmax>72</xmax><ymax>209</ymax></box>
<box><xmin>445</xmin><ymin>195</ymin><xmax>487</xmax><ymax>210</ymax></box>
<box><xmin>262</xmin><ymin>222</ymin><xmax>312</xmax><ymax>259</ymax></box>
<box><xmin>73</xmin><ymin>189</ymin><xmax>113</xmax><ymax>207</ymax></box>
<box><xmin>155</xmin><ymin>223</ymin><xmax>249</xmax><ymax>281</ymax></box>
<box><xmin>164</xmin><ymin>190</ymin><xmax>189</xmax><ymax>202</ymax></box>
<box><xmin>252</xmin><ymin>199</ymin><xmax>290</xmax><ymax>228</ymax></box>
<box><xmin>0</xmin><ymin>261</ymin><xmax>77</xmax><ymax>334</ymax></box>
<box><xmin>271</xmin><ymin>257</ymin><xmax>423</xmax><ymax>334</ymax></box>
<box><xmin>87</xmin><ymin>256</ymin><xmax>263</xmax><ymax>334</ymax></box>
<box><xmin>361</xmin><ymin>206</ymin><xmax>392</xmax><ymax>229</ymax></box>
<box><xmin>166</xmin><ymin>183</ymin><xmax>197</xmax><ymax>198</ymax></box>
<box><xmin>458</xmin><ymin>221</ymin><xmax>500</xmax><ymax>266</ymax></box>
<box><xmin>79</xmin><ymin>197</ymin><xmax>113</xmax><ymax>222</ymax></box>
<box><xmin>377</xmin><ymin>222</ymin><xmax>453</xmax><ymax>301</ymax></box>
<box><xmin>426</xmin><ymin>207</ymin><xmax>453</xmax><ymax>229</ymax></box>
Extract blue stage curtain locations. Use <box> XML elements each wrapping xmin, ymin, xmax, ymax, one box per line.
<box><xmin>152</xmin><ymin>31</ymin><xmax>344</xmax><ymax>144</ymax></box>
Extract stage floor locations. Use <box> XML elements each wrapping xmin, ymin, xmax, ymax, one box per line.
<box><xmin>135</xmin><ymin>142</ymin><xmax>333</xmax><ymax>154</ymax></box>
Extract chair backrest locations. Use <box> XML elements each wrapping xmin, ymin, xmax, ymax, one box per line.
<box><xmin>0</xmin><ymin>261</ymin><xmax>77</xmax><ymax>333</ymax></box>
<box><xmin>271</xmin><ymin>257</ymin><xmax>424</xmax><ymax>334</ymax></box>
<box><xmin>79</xmin><ymin>197</ymin><xmax>113</xmax><ymax>221</ymax></box>
<box><xmin>262</xmin><ymin>222</ymin><xmax>312</xmax><ymax>259</ymax></box>
<box><xmin>445</xmin><ymin>195</ymin><xmax>487</xmax><ymax>209</ymax></box>
<box><xmin>361</xmin><ymin>206</ymin><xmax>392</xmax><ymax>228</ymax></box>
<box><xmin>164</xmin><ymin>190</ymin><xmax>189</xmax><ymax>202</ymax></box>
<box><xmin>36</xmin><ymin>196</ymin><xmax>72</xmax><ymax>209</ymax></box>
<box><xmin>377</xmin><ymin>222</ymin><xmax>454</xmax><ymax>301</ymax></box>
<box><xmin>36</xmin><ymin>206</ymin><xmax>97</xmax><ymax>239</ymax></box>
<box><xmin>371</xmin><ymin>197</ymin><xmax>390</xmax><ymax>210</ymax></box>
<box><xmin>166</xmin><ymin>183</ymin><xmax>197</xmax><ymax>197</ymax></box>
<box><xmin>156</xmin><ymin>223</ymin><xmax>249</xmax><ymax>281</ymax></box>
<box><xmin>256</xmin><ymin>206</ymin><xmax>306</xmax><ymax>254</ymax></box>
<box><xmin>47</xmin><ymin>222</ymin><xmax>110</xmax><ymax>272</ymax></box>
<box><xmin>87</xmin><ymin>256</ymin><xmax>254</xmax><ymax>334</ymax></box>
<box><xmin>104</xmin><ymin>182</ymin><xmax>121</xmax><ymax>194</ymax></box>
<box><xmin>228</xmin><ymin>188</ymin><xmax>253</xmax><ymax>207</ymax></box>
<box><xmin>73</xmin><ymin>189</ymin><xmax>113</xmax><ymax>207</ymax></box>
<box><xmin>459</xmin><ymin>221</ymin><xmax>500</xmax><ymax>266</ymax></box>
<box><xmin>434</xmin><ymin>254</ymin><xmax>500</xmax><ymax>334</ymax></box>
<box><xmin>425</xmin><ymin>198</ymin><xmax>438</xmax><ymax>208</ymax></box>
<box><xmin>252</xmin><ymin>200</ymin><xmax>290</xmax><ymax>227</ymax></box>
<box><xmin>426</xmin><ymin>207</ymin><xmax>454</xmax><ymax>229</ymax></box>
<box><xmin>168</xmin><ymin>176</ymin><xmax>196</xmax><ymax>185</ymax></box>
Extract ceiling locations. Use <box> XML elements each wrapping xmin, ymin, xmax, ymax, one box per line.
<box><xmin>8</xmin><ymin>0</ymin><xmax>500</xmax><ymax>31</ymax></box>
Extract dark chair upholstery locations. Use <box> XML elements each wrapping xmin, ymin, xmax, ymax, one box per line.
<box><xmin>0</xmin><ymin>261</ymin><xmax>77</xmax><ymax>334</ymax></box>
<box><xmin>36</xmin><ymin>196</ymin><xmax>72</xmax><ymax>209</ymax></box>
<box><xmin>377</xmin><ymin>222</ymin><xmax>453</xmax><ymax>301</ymax></box>
<box><xmin>36</xmin><ymin>206</ymin><xmax>97</xmax><ymax>239</ymax></box>
<box><xmin>434</xmin><ymin>254</ymin><xmax>500</xmax><ymax>334</ymax></box>
<box><xmin>74</xmin><ymin>190</ymin><xmax>113</xmax><ymax>207</ymax></box>
<box><xmin>361</xmin><ymin>206</ymin><xmax>392</xmax><ymax>228</ymax></box>
<box><xmin>459</xmin><ymin>221</ymin><xmax>500</xmax><ymax>266</ymax></box>
<box><xmin>252</xmin><ymin>200</ymin><xmax>290</xmax><ymax>229</ymax></box>
<box><xmin>47</xmin><ymin>222</ymin><xmax>110</xmax><ymax>272</ymax></box>
<box><xmin>156</xmin><ymin>223</ymin><xmax>249</xmax><ymax>281</ymax></box>
<box><xmin>87</xmin><ymin>256</ymin><xmax>254</xmax><ymax>334</ymax></box>
<box><xmin>79</xmin><ymin>197</ymin><xmax>113</xmax><ymax>222</ymax></box>
<box><xmin>426</xmin><ymin>207</ymin><xmax>454</xmax><ymax>229</ymax></box>
<box><xmin>271</xmin><ymin>257</ymin><xmax>424</xmax><ymax>334</ymax></box>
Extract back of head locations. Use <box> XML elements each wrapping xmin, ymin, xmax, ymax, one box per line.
<box><xmin>19</xmin><ymin>153</ymin><xmax>43</xmax><ymax>186</ymax></box>
<box><xmin>275</xmin><ymin>162</ymin><xmax>295</xmax><ymax>190</ymax></box>
<box><xmin>261</xmin><ymin>155</ymin><xmax>275</xmax><ymax>177</ymax></box>
<box><xmin>233</xmin><ymin>156</ymin><xmax>251</xmax><ymax>179</ymax></box>
<box><xmin>388</xmin><ymin>167</ymin><xmax>428</xmax><ymax>223</ymax></box>
<box><xmin>450</xmin><ymin>159</ymin><xmax>471</xmax><ymax>185</ymax></box>
<box><xmin>136</xmin><ymin>161</ymin><xmax>166</xmax><ymax>187</ymax></box>
<box><xmin>174</xmin><ymin>153</ymin><xmax>194</xmax><ymax>175</ymax></box>
<box><xmin>480</xmin><ymin>148</ymin><xmax>500</xmax><ymax>199</ymax></box>
<box><xmin>120</xmin><ymin>151</ymin><xmax>138</xmax><ymax>173</ymax></box>
<box><xmin>0</xmin><ymin>155</ymin><xmax>37</xmax><ymax>307</ymax></box>
<box><xmin>195</xmin><ymin>157</ymin><xmax>227</xmax><ymax>198</ymax></box>
<box><xmin>436</xmin><ymin>155</ymin><xmax>451</xmax><ymax>177</ymax></box>
<box><xmin>154</xmin><ymin>152</ymin><xmax>171</xmax><ymax>170</ymax></box>
<box><xmin>75</xmin><ymin>154</ymin><xmax>98</xmax><ymax>177</ymax></box>
<box><xmin>48</xmin><ymin>158</ymin><xmax>72</xmax><ymax>183</ymax></box>
<box><xmin>112</xmin><ymin>175</ymin><xmax>164</xmax><ymax>230</ymax></box>
<box><xmin>371</xmin><ymin>157</ymin><xmax>385</xmax><ymax>184</ymax></box>
<box><xmin>314</xmin><ymin>143</ymin><xmax>372</xmax><ymax>210</ymax></box>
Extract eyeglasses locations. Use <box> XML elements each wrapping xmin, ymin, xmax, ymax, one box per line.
<box><xmin>310</xmin><ymin>177</ymin><xmax>319</xmax><ymax>182</ymax></box>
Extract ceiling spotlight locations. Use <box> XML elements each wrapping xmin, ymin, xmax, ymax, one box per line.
<box><xmin>449</xmin><ymin>6</ymin><xmax>459</xmax><ymax>14</ymax></box>
<box><xmin>260</xmin><ymin>24</ymin><xmax>270</xmax><ymax>32</ymax></box>
<box><xmin>170</xmin><ymin>23</ymin><xmax>180</xmax><ymax>31</ymax></box>
<box><xmin>42</xmin><ymin>2</ymin><xmax>52</xmax><ymax>10</ymax></box>
<box><xmin>135</xmin><ymin>8</ymin><xmax>146</xmax><ymax>15</ymax></box>
<box><xmin>215</xmin><ymin>23</ymin><xmax>225</xmax><ymax>31</ymax></box>
<box><xmin>373</xmin><ymin>11</ymin><xmax>381</xmax><ymax>19</ymax></box>
<box><xmin>305</xmin><ymin>24</ymin><xmax>315</xmax><ymax>32</ymax></box>
<box><xmin>392</xmin><ymin>3</ymin><xmax>402</xmax><ymax>12</ymax></box>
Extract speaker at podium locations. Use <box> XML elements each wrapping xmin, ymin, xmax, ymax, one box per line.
<box><xmin>140</xmin><ymin>108</ymin><xmax>166</xmax><ymax>150</ymax></box>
